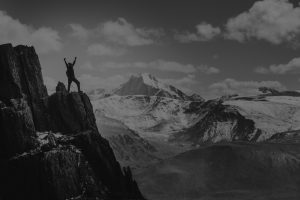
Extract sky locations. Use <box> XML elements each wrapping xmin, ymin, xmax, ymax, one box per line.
<box><xmin>1</xmin><ymin>0</ymin><xmax>300</xmax><ymax>99</ymax></box>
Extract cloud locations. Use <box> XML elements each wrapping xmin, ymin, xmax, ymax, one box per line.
<box><xmin>70</xmin><ymin>18</ymin><xmax>164</xmax><ymax>46</ymax></box>
<box><xmin>69</xmin><ymin>23</ymin><xmax>89</xmax><ymax>40</ymax></box>
<box><xmin>43</xmin><ymin>76</ymin><xmax>57</xmax><ymax>94</ymax></box>
<box><xmin>99</xmin><ymin>18</ymin><xmax>164</xmax><ymax>46</ymax></box>
<box><xmin>78</xmin><ymin>74</ymin><xmax>128</xmax><ymax>90</ymax></box>
<box><xmin>225</xmin><ymin>0</ymin><xmax>300</xmax><ymax>45</ymax></box>
<box><xmin>199</xmin><ymin>65</ymin><xmax>220</xmax><ymax>74</ymax></box>
<box><xmin>175</xmin><ymin>22</ymin><xmax>221</xmax><ymax>43</ymax></box>
<box><xmin>87</xmin><ymin>43</ymin><xmax>126</xmax><ymax>56</ymax></box>
<box><xmin>0</xmin><ymin>10</ymin><xmax>62</xmax><ymax>53</ymax></box>
<box><xmin>209</xmin><ymin>78</ymin><xmax>286</xmax><ymax>97</ymax></box>
<box><xmin>255</xmin><ymin>57</ymin><xmax>300</xmax><ymax>74</ymax></box>
<box><xmin>96</xmin><ymin>60</ymin><xmax>220</xmax><ymax>74</ymax></box>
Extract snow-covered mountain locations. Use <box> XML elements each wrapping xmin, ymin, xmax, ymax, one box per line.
<box><xmin>93</xmin><ymin>95</ymin><xmax>200</xmax><ymax>139</ymax></box>
<box><xmin>173</xmin><ymin>95</ymin><xmax>300</xmax><ymax>145</ymax></box>
<box><xmin>90</xmin><ymin>73</ymin><xmax>203</xmax><ymax>166</ymax></box>
<box><xmin>224</xmin><ymin>95</ymin><xmax>300</xmax><ymax>141</ymax></box>
<box><xmin>92</xmin><ymin>95</ymin><xmax>197</xmax><ymax>163</ymax></box>
<box><xmin>113</xmin><ymin>73</ymin><xmax>203</xmax><ymax>101</ymax></box>
<box><xmin>91</xmin><ymin>73</ymin><xmax>203</xmax><ymax>141</ymax></box>
<box><xmin>90</xmin><ymin>73</ymin><xmax>300</xmax><ymax>170</ymax></box>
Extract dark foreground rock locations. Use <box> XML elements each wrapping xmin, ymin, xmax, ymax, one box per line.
<box><xmin>0</xmin><ymin>98</ymin><xmax>37</xmax><ymax>158</ymax></box>
<box><xmin>0</xmin><ymin>43</ymin><xmax>144</xmax><ymax>200</ymax></box>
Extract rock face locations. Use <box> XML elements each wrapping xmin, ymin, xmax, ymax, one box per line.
<box><xmin>0</xmin><ymin>43</ymin><xmax>144</xmax><ymax>200</ymax></box>
<box><xmin>0</xmin><ymin>44</ymin><xmax>49</xmax><ymax>131</ymax></box>
<box><xmin>0</xmin><ymin>98</ymin><xmax>37</xmax><ymax>158</ymax></box>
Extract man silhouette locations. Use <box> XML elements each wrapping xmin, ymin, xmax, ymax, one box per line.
<box><xmin>64</xmin><ymin>57</ymin><xmax>81</xmax><ymax>93</ymax></box>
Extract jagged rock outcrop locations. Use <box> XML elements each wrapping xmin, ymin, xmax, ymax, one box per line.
<box><xmin>0</xmin><ymin>43</ymin><xmax>144</xmax><ymax>200</ymax></box>
<box><xmin>0</xmin><ymin>44</ymin><xmax>49</xmax><ymax>131</ymax></box>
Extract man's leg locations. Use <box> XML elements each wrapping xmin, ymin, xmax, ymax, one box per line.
<box><xmin>73</xmin><ymin>78</ymin><xmax>81</xmax><ymax>92</ymax></box>
<box><xmin>67</xmin><ymin>79</ymin><xmax>71</xmax><ymax>93</ymax></box>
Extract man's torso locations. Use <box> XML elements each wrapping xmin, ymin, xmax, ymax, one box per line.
<box><xmin>66</xmin><ymin>66</ymin><xmax>75</xmax><ymax>78</ymax></box>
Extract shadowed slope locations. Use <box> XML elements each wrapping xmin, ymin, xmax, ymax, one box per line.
<box><xmin>136</xmin><ymin>142</ymin><xmax>300</xmax><ymax>200</ymax></box>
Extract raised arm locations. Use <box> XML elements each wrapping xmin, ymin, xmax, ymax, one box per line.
<box><xmin>64</xmin><ymin>58</ymin><xmax>68</xmax><ymax>67</ymax></box>
<box><xmin>72</xmin><ymin>57</ymin><xmax>77</xmax><ymax>66</ymax></box>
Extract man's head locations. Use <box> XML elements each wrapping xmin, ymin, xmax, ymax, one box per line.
<box><xmin>64</xmin><ymin>57</ymin><xmax>76</xmax><ymax>68</ymax></box>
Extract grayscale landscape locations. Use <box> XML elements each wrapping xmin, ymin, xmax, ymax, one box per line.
<box><xmin>1</xmin><ymin>0</ymin><xmax>300</xmax><ymax>200</ymax></box>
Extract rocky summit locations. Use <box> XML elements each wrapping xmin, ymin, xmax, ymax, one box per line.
<box><xmin>0</xmin><ymin>43</ymin><xmax>144</xmax><ymax>200</ymax></box>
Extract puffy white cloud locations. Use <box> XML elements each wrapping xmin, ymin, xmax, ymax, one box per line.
<box><xmin>70</xmin><ymin>18</ymin><xmax>164</xmax><ymax>46</ymax></box>
<box><xmin>87</xmin><ymin>43</ymin><xmax>126</xmax><ymax>56</ymax></box>
<box><xmin>225</xmin><ymin>0</ymin><xmax>300</xmax><ymax>45</ymax></box>
<box><xmin>99</xmin><ymin>18</ymin><xmax>164</xmax><ymax>46</ymax></box>
<box><xmin>78</xmin><ymin>74</ymin><xmax>128</xmax><ymax>90</ymax></box>
<box><xmin>209</xmin><ymin>78</ymin><xmax>286</xmax><ymax>97</ymax></box>
<box><xmin>97</xmin><ymin>60</ymin><xmax>220</xmax><ymax>74</ymax></box>
<box><xmin>255</xmin><ymin>57</ymin><xmax>300</xmax><ymax>74</ymax></box>
<box><xmin>175</xmin><ymin>22</ymin><xmax>221</xmax><ymax>43</ymax></box>
<box><xmin>0</xmin><ymin>10</ymin><xmax>62</xmax><ymax>53</ymax></box>
<box><xmin>69</xmin><ymin>23</ymin><xmax>89</xmax><ymax>40</ymax></box>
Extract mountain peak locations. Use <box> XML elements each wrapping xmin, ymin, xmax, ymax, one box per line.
<box><xmin>140</xmin><ymin>73</ymin><xmax>158</xmax><ymax>81</ymax></box>
<box><xmin>130</xmin><ymin>73</ymin><xmax>158</xmax><ymax>83</ymax></box>
<box><xmin>113</xmin><ymin>73</ymin><xmax>203</xmax><ymax>101</ymax></box>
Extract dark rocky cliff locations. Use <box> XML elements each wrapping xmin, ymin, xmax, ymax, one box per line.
<box><xmin>0</xmin><ymin>43</ymin><xmax>144</xmax><ymax>200</ymax></box>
